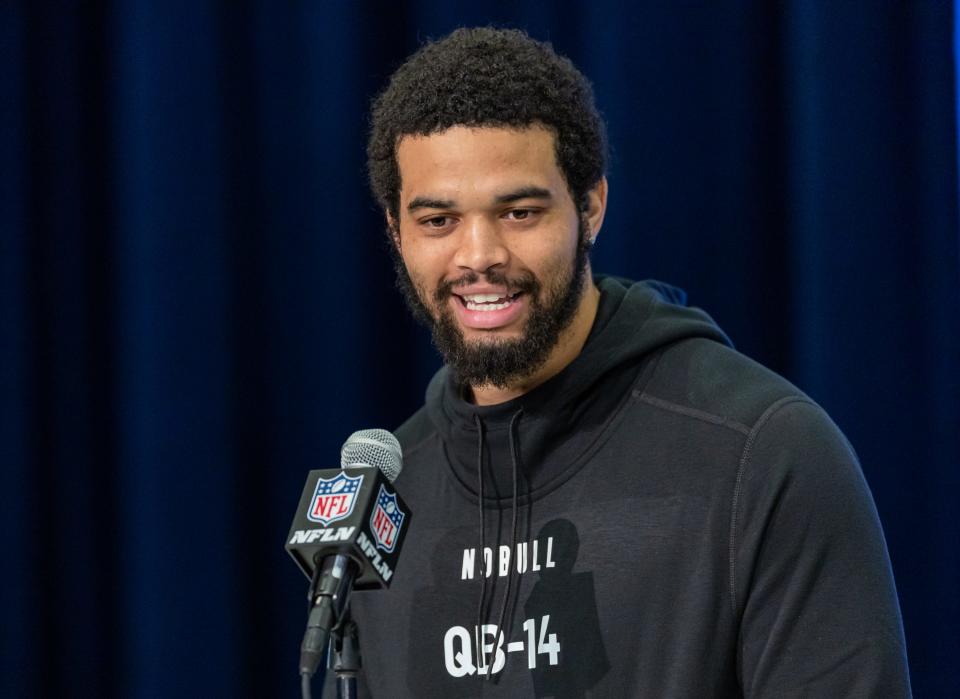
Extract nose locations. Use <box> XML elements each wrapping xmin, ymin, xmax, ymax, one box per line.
<box><xmin>452</xmin><ymin>216</ymin><xmax>509</xmax><ymax>273</ymax></box>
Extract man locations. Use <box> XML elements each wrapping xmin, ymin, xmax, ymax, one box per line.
<box><xmin>349</xmin><ymin>27</ymin><xmax>910</xmax><ymax>697</ymax></box>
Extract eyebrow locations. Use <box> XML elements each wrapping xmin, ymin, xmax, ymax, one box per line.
<box><xmin>406</xmin><ymin>186</ymin><xmax>553</xmax><ymax>213</ymax></box>
<box><xmin>407</xmin><ymin>196</ymin><xmax>455</xmax><ymax>213</ymax></box>
<box><xmin>494</xmin><ymin>186</ymin><xmax>553</xmax><ymax>204</ymax></box>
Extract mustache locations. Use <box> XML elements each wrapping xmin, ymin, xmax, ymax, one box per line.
<box><xmin>433</xmin><ymin>269</ymin><xmax>540</xmax><ymax>303</ymax></box>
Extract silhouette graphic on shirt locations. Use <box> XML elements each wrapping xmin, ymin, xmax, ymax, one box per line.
<box><xmin>524</xmin><ymin>518</ymin><xmax>610</xmax><ymax>698</ymax></box>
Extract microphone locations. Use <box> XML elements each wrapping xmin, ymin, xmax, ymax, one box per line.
<box><xmin>287</xmin><ymin>429</ymin><xmax>412</xmax><ymax>688</ymax></box>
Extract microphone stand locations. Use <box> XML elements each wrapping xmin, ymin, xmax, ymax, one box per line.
<box><xmin>299</xmin><ymin>553</ymin><xmax>358</xmax><ymax>699</ymax></box>
<box><xmin>330</xmin><ymin>606</ymin><xmax>361</xmax><ymax>699</ymax></box>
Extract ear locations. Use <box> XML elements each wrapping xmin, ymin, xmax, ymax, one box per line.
<box><xmin>583</xmin><ymin>177</ymin><xmax>608</xmax><ymax>244</ymax></box>
<box><xmin>386</xmin><ymin>213</ymin><xmax>401</xmax><ymax>249</ymax></box>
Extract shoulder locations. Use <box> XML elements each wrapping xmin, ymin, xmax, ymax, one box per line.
<box><xmin>394</xmin><ymin>405</ymin><xmax>438</xmax><ymax>459</ymax></box>
<box><xmin>645</xmin><ymin>337</ymin><xmax>861</xmax><ymax>476</ymax></box>
<box><xmin>638</xmin><ymin>337</ymin><xmax>860</xmax><ymax>484</ymax></box>
<box><xmin>642</xmin><ymin>337</ymin><xmax>813</xmax><ymax>434</ymax></box>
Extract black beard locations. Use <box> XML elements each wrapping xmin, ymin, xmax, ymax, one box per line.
<box><xmin>391</xmin><ymin>220</ymin><xmax>593</xmax><ymax>390</ymax></box>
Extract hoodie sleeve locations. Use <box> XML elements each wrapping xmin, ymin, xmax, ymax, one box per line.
<box><xmin>732</xmin><ymin>398</ymin><xmax>911</xmax><ymax>698</ymax></box>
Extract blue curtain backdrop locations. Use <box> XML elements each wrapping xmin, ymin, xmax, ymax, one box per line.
<box><xmin>1</xmin><ymin>2</ymin><xmax>957</xmax><ymax>696</ymax></box>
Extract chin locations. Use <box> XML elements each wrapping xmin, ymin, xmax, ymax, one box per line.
<box><xmin>460</xmin><ymin>325</ymin><xmax>525</xmax><ymax>342</ymax></box>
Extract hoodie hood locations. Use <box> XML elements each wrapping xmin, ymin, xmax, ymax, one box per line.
<box><xmin>425</xmin><ymin>276</ymin><xmax>732</xmax><ymax>504</ymax></box>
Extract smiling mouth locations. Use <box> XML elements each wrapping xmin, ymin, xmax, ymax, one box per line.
<box><xmin>455</xmin><ymin>292</ymin><xmax>522</xmax><ymax>311</ymax></box>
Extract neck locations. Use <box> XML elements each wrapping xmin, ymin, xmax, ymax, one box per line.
<box><xmin>470</xmin><ymin>279</ymin><xmax>601</xmax><ymax>406</ymax></box>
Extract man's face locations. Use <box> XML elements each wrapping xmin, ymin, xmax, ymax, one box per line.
<box><xmin>392</xmin><ymin>125</ymin><xmax>598</xmax><ymax>388</ymax></box>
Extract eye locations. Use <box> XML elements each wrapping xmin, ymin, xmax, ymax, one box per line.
<box><xmin>422</xmin><ymin>215</ymin><xmax>453</xmax><ymax>228</ymax></box>
<box><xmin>504</xmin><ymin>208</ymin><xmax>538</xmax><ymax>222</ymax></box>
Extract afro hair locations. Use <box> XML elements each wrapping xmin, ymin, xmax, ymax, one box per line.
<box><xmin>367</xmin><ymin>27</ymin><xmax>608</xmax><ymax>221</ymax></box>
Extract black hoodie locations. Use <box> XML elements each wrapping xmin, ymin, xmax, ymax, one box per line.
<box><xmin>346</xmin><ymin>277</ymin><xmax>911</xmax><ymax>698</ymax></box>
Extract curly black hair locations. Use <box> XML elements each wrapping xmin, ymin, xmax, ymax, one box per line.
<box><xmin>367</xmin><ymin>27</ymin><xmax>608</xmax><ymax>221</ymax></box>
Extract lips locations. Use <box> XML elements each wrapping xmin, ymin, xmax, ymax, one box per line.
<box><xmin>460</xmin><ymin>292</ymin><xmax>520</xmax><ymax>311</ymax></box>
<box><xmin>450</xmin><ymin>291</ymin><xmax>527</xmax><ymax>330</ymax></box>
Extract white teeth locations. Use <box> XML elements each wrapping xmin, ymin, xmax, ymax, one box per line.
<box><xmin>463</xmin><ymin>293</ymin><xmax>505</xmax><ymax>303</ymax></box>
<box><xmin>459</xmin><ymin>292</ymin><xmax>518</xmax><ymax>312</ymax></box>
<box><xmin>466</xmin><ymin>300</ymin><xmax>511</xmax><ymax>311</ymax></box>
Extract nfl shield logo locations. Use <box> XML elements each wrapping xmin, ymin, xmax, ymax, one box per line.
<box><xmin>370</xmin><ymin>484</ymin><xmax>405</xmax><ymax>553</ymax></box>
<box><xmin>307</xmin><ymin>471</ymin><xmax>364</xmax><ymax>525</ymax></box>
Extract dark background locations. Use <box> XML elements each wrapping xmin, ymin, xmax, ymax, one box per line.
<box><xmin>1</xmin><ymin>2</ymin><xmax>957</xmax><ymax>697</ymax></box>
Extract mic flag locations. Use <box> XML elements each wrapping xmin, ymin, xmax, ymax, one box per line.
<box><xmin>286</xmin><ymin>466</ymin><xmax>412</xmax><ymax>588</ymax></box>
